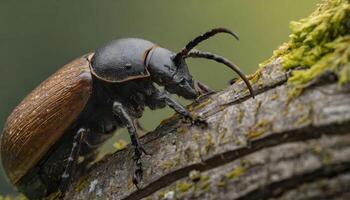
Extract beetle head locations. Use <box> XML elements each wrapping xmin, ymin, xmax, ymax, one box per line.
<box><xmin>146</xmin><ymin>27</ymin><xmax>255</xmax><ymax>100</ymax></box>
<box><xmin>146</xmin><ymin>47</ymin><xmax>198</xmax><ymax>99</ymax></box>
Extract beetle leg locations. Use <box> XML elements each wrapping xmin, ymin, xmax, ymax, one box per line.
<box><xmin>195</xmin><ymin>80</ymin><xmax>215</xmax><ymax>95</ymax></box>
<box><xmin>59</xmin><ymin>128</ymin><xmax>86</xmax><ymax>198</ymax></box>
<box><xmin>112</xmin><ymin>101</ymin><xmax>146</xmax><ymax>187</ymax></box>
<box><xmin>157</xmin><ymin>91</ymin><xmax>206</xmax><ymax>125</ymax></box>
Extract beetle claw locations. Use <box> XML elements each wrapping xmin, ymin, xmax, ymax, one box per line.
<box><xmin>132</xmin><ymin>157</ymin><xmax>143</xmax><ymax>189</ymax></box>
<box><xmin>184</xmin><ymin>114</ymin><xmax>208</xmax><ymax>128</ymax></box>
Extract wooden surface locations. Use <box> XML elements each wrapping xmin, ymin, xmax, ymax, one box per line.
<box><xmin>65</xmin><ymin>58</ymin><xmax>350</xmax><ymax>200</ymax></box>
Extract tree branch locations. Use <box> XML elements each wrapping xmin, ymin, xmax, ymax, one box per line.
<box><xmin>64</xmin><ymin>58</ymin><xmax>350</xmax><ymax>200</ymax></box>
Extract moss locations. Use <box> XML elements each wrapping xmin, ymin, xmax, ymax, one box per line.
<box><xmin>176</xmin><ymin>126</ymin><xmax>187</xmax><ymax>133</ymax></box>
<box><xmin>312</xmin><ymin>145</ymin><xmax>333</xmax><ymax>165</ymax></box>
<box><xmin>236</xmin><ymin>108</ymin><xmax>245</xmax><ymax>124</ymax></box>
<box><xmin>157</xmin><ymin>191</ymin><xmax>166</xmax><ymax>199</ymax></box>
<box><xmin>226</xmin><ymin>166</ymin><xmax>246</xmax><ymax>180</ymax></box>
<box><xmin>248</xmin><ymin>70</ymin><xmax>262</xmax><ymax>85</ymax></box>
<box><xmin>234</xmin><ymin>139</ymin><xmax>242</xmax><ymax>146</ymax></box>
<box><xmin>200</xmin><ymin>179</ymin><xmax>210</xmax><ymax>192</ymax></box>
<box><xmin>269</xmin><ymin>92</ymin><xmax>279</xmax><ymax>101</ymax></box>
<box><xmin>161</xmin><ymin>160</ymin><xmax>174</xmax><ymax>170</ymax></box>
<box><xmin>216</xmin><ymin>180</ymin><xmax>226</xmax><ymax>188</ymax></box>
<box><xmin>188</xmin><ymin>98</ymin><xmax>213</xmax><ymax>112</ymax></box>
<box><xmin>261</xmin><ymin>0</ymin><xmax>350</xmax><ymax>97</ymax></box>
<box><xmin>204</xmin><ymin>132</ymin><xmax>214</xmax><ymax>154</ymax></box>
<box><xmin>247</xmin><ymin>120</ymin><xmax>272</xmax><ymax>139</ymax></box>
<box><xmin>295</xmin><ymin>113</ymin><xmax>312</xmax><ymax>126</ymax></box>
<box><xmin>240</xmin><ymin>159</ymin><xmax>251</xmax><ymax>167</ymax></box>
<box><xmin>176</xmin><ymin>182</ymin><xmax>193</xmax><ymax>193</ymax></box>
<box><xmin>192</xmin><ymin>132</ymin><xmax>201</xmax><ymax>142</ymax></box>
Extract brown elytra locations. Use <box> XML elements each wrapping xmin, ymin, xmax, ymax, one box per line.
<box><xmin>1</xmin><ymin>54</ymin><xmax>93</xmax><ymax>184</ymax></box>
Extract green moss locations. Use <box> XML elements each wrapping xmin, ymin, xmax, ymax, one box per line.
<box><xmin>204</xmin><ymin>133</ymin><xmax>214</xmax><ymax>154</ymax></box>
<box><xmin>188</xmin><ymin>98</ymin><xmax>213</xmax><ymax>112</ymax></box>
<box><xmin>226</xmin><ymin>166</ymin><xmax>246</xmax><ymax>180</ymax></box>
<box><xmin>261</xmin><ymin>0</ymin><xmax>350</xmax><ymax>97</ymax></box>
<box><xmin>176</xmin><ymin>182</ymin><xmax>193</xmax><ymax>193</ymax></box>
<box><xmin>236</xmin><ymin>108</ymin><xmax>245</xmax><ymax>124</ymax></box>
<box><xmin>312</xmin><ymin>145</ymin><xmax>333</xmax><ymax>165</ymax></box>
<box><xmin>200</xmin><ymin>179</ymin><xmax>210</xmax><ymax>192</ymax></box>
<box><xmin>247</xmin><ymin>120</ymin><xmax>272</xmax><ymax>139</ymax></box>
<box><xmin>248</xmin><ymin>70</ymin><xmax>262</xmax><ymax>85</ymax></box>
<box><xmin>216</xmin><ymin>180</ymin><xmax>226</xmax><ymax>188</ymax></box>
<box><xmin>161</xmin><ymin>160</ymin><xmax>174</xmax><ymax>170</ymax></box>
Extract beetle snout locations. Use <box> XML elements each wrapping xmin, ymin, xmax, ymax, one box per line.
<box><xmin>176</xmin><ymin>79</ymin><xmax>199</xmax><ymax>100</ymax></box>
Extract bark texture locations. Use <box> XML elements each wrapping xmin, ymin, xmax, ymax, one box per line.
<box><xmin>64</xmin><ymin>58</ymin><xmax>350</xmax><ymax>200</ymax></box>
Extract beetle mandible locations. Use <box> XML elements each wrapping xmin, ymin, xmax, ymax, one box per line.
<box><xmin>1</xmin><ymin>27</ymin><xmax>254</xmax><ymax>199</ymax></box>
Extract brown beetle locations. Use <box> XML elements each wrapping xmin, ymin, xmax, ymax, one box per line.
<box><xmin>1</xmin><ymin>28</ymin><xmax>254</xmax><ymax>199</ymax></box>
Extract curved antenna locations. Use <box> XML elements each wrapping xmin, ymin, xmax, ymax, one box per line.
<box><xmin>185</xmin><ymin>49</ymin><xmax>254</xmax><ymax>98</ymax></box>
<box><xmin>173</xmin><ymin>28</ymin><xmax>239</xmax><ymax>64</ymax></box>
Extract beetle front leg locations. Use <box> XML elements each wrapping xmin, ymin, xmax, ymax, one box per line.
<box><xmin>156</xmin><ymin>91</ymin><xmax>205</xmax><ymax>124</ymax></box>
<box><xmin>59</xmin><ymin>128</ymin><xmax>86</xmax><ymax>198</ymax></box>
<box><xmin>112</xmin><ymin>101</ymin><xmax>145</xmax><ymax>187</ymax></box>
<box><xmin>195</xmin><ymin>80</ymin><xmax>215</xmax><ymax>95</ymax></box>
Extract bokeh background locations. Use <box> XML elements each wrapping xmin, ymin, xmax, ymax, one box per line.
<box><xmin>0</xmin><ymin>0</ymin><xmax>320</xmax><ymax>195</ymax></box>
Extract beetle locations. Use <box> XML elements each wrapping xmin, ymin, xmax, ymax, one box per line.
<box><xmin>1</xmin><ymin>27</ymin><xmax>254</xmax><ymax>199</ymax></box>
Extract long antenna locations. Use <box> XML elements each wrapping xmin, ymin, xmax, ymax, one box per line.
<box><xmin>185</xmin><ymin>49</ymin><xmax>254</xmax><ymax>98</ymax></box>
<box><xmin>173</xmin><ymin>28</ymin><xmax>239</xmax><ymax>64</ymax></box>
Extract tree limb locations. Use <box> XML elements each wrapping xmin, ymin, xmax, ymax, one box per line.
<box><xmin>64</xmin><ymin>58</ymin><xmax>350</xmax><ymax>200</ymax></box>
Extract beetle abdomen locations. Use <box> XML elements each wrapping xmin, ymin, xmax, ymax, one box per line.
<box><xmin>1</xmin><ymin>54</ymin><xmax>93</xmax><ymax>185</ymax></box>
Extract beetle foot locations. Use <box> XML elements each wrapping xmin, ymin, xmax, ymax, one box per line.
<box><xmin>132</xmin><ymin>143</ymin><xmax>152</xmax><ymax>188</ymax></box>
<box><xmin>184</xmin><ymin>113</ymin><xmax>208</xmax><ymax>128</ymax></box>
<box><xmin>132</xmin><ymin>155</ymin><xmax>143</xmax><ymax>189</ymax></box>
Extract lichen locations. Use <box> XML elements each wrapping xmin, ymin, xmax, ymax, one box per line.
<box><xmin>161</xmin><ymin>160</ymin><xmax>174</xmax><ymax>170</ymax></box>
<box><xmin>311</xmin><ymin>145</ymin><xmax>333</xmax><ymax>165</ymax></box>
<box><xmin>248</xmin><ymin>70</ymin><xmax>262</xmax><ymax>85</ymax></box>
<box><xmin>188</xmin><ymin>98</ymin><xmax>213</xmax><ymax>112</ymax></box>
<box><xmin>261</xmin><ymin>0</ymin><xmax>350</xmax><ymax>98</ymax></box>
<box><xmin>247</xmin><ymin>120</ymin><xmax>272</xmax><ymax>139</ymax></box>
<box><xmin>176</xmin><ymin>182</ymin><xmax>193</xmax><ymax>193</ymax></box>
<box><xmin>225</xmin><ymin>166</ymin><xmax>246</xmax><ymax>180</ymax></box>
<box><xmin>216</xmin><ymin>180</ymin><xmax>226</xmax><ymax>188</ymax></box>
<box><xmin>203</xmin><ymin>132</ymin><xmax>214</xmax><ymax>154</ymax></box>
<box><xmin>236</xmin><ymin>108</ymin><xmax>245</xmax><ymax>124</ymax></box>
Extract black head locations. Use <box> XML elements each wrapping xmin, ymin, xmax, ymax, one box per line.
<box><xmin>145</xmin><ymin>47</ymin><xmax>198</xmax><ymax>99</ymax></box>
<box><xmin>145</xmin><ymin>27</ymin><xmax>254</xmax><ymax>100</ymax></box>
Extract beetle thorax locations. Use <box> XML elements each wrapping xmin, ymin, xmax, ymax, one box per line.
<box><xmin>91</xmin><ymin>38</ymin><xmax>155</xmax><ymax>83</ymax></box>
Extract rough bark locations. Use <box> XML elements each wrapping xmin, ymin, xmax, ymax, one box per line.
<box><xmin>63</xmin><ymin>58</ymin><xmax>350</xmax><ymax>200</ymax></box>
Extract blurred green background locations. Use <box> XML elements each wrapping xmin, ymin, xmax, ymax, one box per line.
<box><xmin>0</xmin><ymin>0</ymin><xmax>319</xmax><ymax>195</ymax></box>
